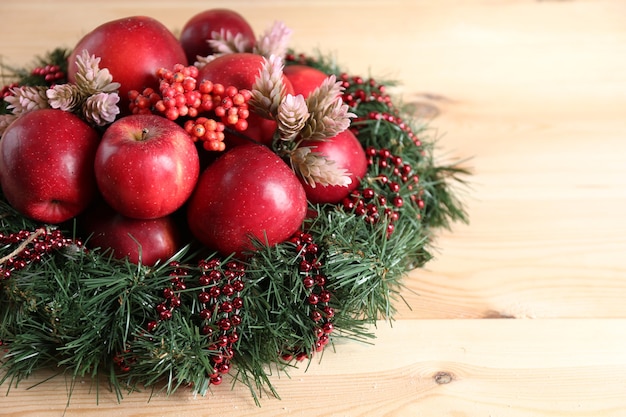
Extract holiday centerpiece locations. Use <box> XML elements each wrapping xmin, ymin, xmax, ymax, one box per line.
<box><xmin>0</xmin><ymin>9</ymin><xmax>468</xmax><ymax>404</ymax></box>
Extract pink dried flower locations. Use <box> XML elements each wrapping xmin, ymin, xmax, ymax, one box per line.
<box><xmin>207</xmin><ymin>28</ymin><xmax>253</xmax><ymax>57</ymax></box>
<box><xmin>290</xmin><ymin>146</ymin><xmax>352</xmax><ymax>188</ymax></box>
<box><xmin>301</xmin><ymin>75</ymin><xmax>355</xmax><ymax>141</ymax></box>
<box><xmin>83</xmin><ymin>92</ymin><xmax>120</xmax><ymax>126</ymax></box>
<box><xmin>46</xmin><ymin>83</ymin><xmax>81</xmax><ymax>112</ymax></box>
<box><xmin>4</xmin><ymin>86</ymin><xmax>49</xmax><ymax>116</ymax></box>
<box><xmin>277</xmin><ymin>93</ymin><xmax>309</xmax><ymax>141</ymax></box>
<box><xmin>74</xmin><ymin>49</ymin><xmax>120</xmax><ymax>95</ymax></box>
<box><xmin>250</xmin><ymin>55</ymin><xmax>286</xmax><ymax>119</ymax></box>
<box><xmin>254</xmin><ymin>21</ymin><xmax>293</xmax><ymax>58</ymax></box>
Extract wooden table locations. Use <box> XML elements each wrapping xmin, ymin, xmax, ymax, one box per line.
<box><xmin>2</xmin><ymin>1</ymin><xmax>626</xmax><ymax>415</ymax></box>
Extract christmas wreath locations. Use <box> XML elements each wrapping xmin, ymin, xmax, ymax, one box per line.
<box><xmin>0</xmin><ymin>9</ymin><xmax>468</xmax><ymax>404</ymax></box>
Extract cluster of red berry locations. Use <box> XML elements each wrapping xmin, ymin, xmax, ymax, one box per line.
<box><xmin>0</xmin><ymin>83</ymin><xmax>18</xmax><ymax>100</ymax></box>
<box><xmin>31</xmin><ymin>64</ymin><xmax>65</xmax><ymax>84</ymax></box>
<box><xmin>128</xmin><ymin>64</ymin><xmax>251</xmax><ymax>152</ymax></box>
<box><xmin>281</xmin><ymin>231</ymin><xmax>334</xmax><ymax>362</ymax></box>
<box><xmin>0</xmin><ymin>228</ymin><xmax>80</xmax><ymax>281</ymax></box>
<box><xmin>342</xmin><ymin>147</ymin><xmax>423</xmax><ymax>237</ymax></box>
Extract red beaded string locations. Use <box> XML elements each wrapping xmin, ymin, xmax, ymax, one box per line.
<box><xmin>0</xmin><ymin>228</ymin><xmax>81</xmax><ymax>281</ymax></box>
<box><xmin>342</xmin><ymin>146</ymin><xmax>424</xmax><ymax>237</ymax></box>
<box><xmin>281</xmin><ymin>230</ymin><xmax>334</xmax><ymax>362</ymax></box>
<box><xmin>117</xmin><ymin>259</ymin><xmax>246</xmax><ymax>386</ymax></box>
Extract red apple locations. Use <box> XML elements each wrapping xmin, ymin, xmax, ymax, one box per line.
<box><xmin>283</xmin><ymin>65</ymin><xmax>330</xmax><ymax>97</ymax></box>
<box><xmin>0</xmin><ymin>109</ymin><xmax>100</xmax><ymax>223</ymax></box>
<box><xmin>300</xmin><ymin>130</ymin><xmax>367</xmax><ymax>204</ymax></box>
<box><xmin>67</xmin><ymin>16</ymin><xmax>188</xmax><ymax>112</ymax></box>
<box><xmin>94</xmin><ymin>114</ymin><xmax>200</xmax><ymax>219</ymax></box>
<box><xmin>81</xmin><ymin>202</ymin><xmax>182</xmax><ymax>266</ymax></box>
<box><xmin>180</xmin><ymin>8</ymin><xmax>256</xmax><ymax>64</ymax></box>
<box><xmin>198</xmin><ymin>52</ymin><xmax>295</xmax><ymax>146</ymax></box>
<box><xmin>187</xmin><ymin>144</ymin><xmax>307</xmax><ymax>256</ymax></box>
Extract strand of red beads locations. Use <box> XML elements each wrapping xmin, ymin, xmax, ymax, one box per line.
<box><xmin>137</xmin><ymin>259</ymin><xmax>246</xmax><ymax>386</ymax></box>
<box><xmin>281</xmin><ymin>230</ymin><xmax>334</xmax><ymax>362</ymax></box>
<box><xmin>197</xmin><ymin>259</ymin><xmax>245</xmax><ymax>386</ymax></box>
<box><xmin>363</xmin><ymin>111</ymin><xmax>422</xmax><ymax>147</ymax></box>
<box><xmin>0</xmin><ymin>228</ymin><xmax>81</xmax><ymax>281</ymax></box>
<box><xmin>336</xmin><ymin>72</ymin><xmax>422</xmax><ymax>147</ymax></box>
<box><xmin>0</xmin><ymin>227</ymin><xmax>80</xmax><ymax>350</ymax></box>
<box><xmin>342</xmin><ymin>147</ymin><xmax>423</xmax><ymax>237</ymax></box>
<box><xmin>128</xmin><ymin>64</ymin><xmax>251</xmax><ymax>152</ymax></box>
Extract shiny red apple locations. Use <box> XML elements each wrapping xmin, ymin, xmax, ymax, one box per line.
<box><xmin>0</xmin><ymin>109</ymin><xmax>100</xmax><ymax>223</ymax></box>
<box><xmin>67</xmin><ymin>16</ymin><xmax>188</xmax><ymax>111</ymax></box>
<box><xmin>180</xmin><ymin>8</ymin><xmax>256</xmax><ymax>63</ymax></box>
<box><xmin>198</xmin><ymin>52</ymin><xmax>295</xmax><ymax>146</ymax></box>
<box><xmin>81</xmin><ymin>203</ymin><xmax>182</xmax><ymax>266</ymax></box>
<box><xmin>300</xmin><ymin>130</ymin><xmax>367</xmax><ymax>204</ymax></box>
<box><xmin>94</xmin><ymin>114</ymin><xmax>200</xmax><ymax>219</ymax></box>
<box><xmin>187</xmin><ymin>144</ymin><xmax>307</xmax><ymax>256</ymax></box>
<box><xmin>283</xmin><ymin>65</ymin><xmax>329</xmax><ymax>97</ymax></box>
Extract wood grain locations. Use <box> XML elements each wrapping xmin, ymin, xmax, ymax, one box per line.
<box><xmin>2</xmin><ymin>0</ymin><xmax>626</xmax><ymax>415</ymax></box>
<box><xmin>4</xmin><ymin>320</ymin><xmax>626</xmax><ymax>417</ymax></box>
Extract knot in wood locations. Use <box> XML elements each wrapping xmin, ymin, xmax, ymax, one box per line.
<box><xmin>433</xmin><ymin>371</ymin><xmax>454</xmax><ymax>385</ymax></box>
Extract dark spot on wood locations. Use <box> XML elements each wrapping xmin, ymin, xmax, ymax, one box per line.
<box><xmin>404</xmin><ymin>101</ymin><xmax>440</xmax><ymax>119</ymax></box>
<box><xmin>483</xmin><ymin>310</ymin><xmax>516</xmax><ymax>319</ymax></box>
<box><xmin>433</xmin><ymin>371</ymin><xmax>454</xmax><ymax>384</ymax></box>
<box><xmin>414</xmin><ymin>92</ymin><xmax>451</xmax><ymax>101</ymax></box>
<box><xmin>405</xmin><ymin>92</ymin><xmax>455</xmax><ymax>119</ymax></box>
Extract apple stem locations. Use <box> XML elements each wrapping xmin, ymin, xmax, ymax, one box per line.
<box><xmin>141</xmin><ymin>128</ymin><xmax>150</xmax><ymax>141</ymax></box>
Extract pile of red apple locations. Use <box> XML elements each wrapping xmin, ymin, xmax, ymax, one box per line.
<box><xmin>0</xmin><ymin>9</ymin><xmax>367</xmax><ymax>266</ymax></box>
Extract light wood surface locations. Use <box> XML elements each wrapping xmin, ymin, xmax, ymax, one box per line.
<box><xmin>2</xmin><ymin>1</ymin><xmax>626</xmax><ymax>416</ymax></box>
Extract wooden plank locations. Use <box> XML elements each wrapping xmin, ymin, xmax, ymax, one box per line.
<box><xmin>3</xmin><ymin>319</ymin><xmax>626</xmax><ymax>416</ymax></box>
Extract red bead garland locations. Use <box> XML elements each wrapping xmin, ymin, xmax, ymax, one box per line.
<box><xmin>118</xmin><ymin>259</ymin><xmax>246</xmax><ymax>386</ymax></box>
<box><xmin>339</xmin><ymin>73</ymin><xmax>392</xmax><ymax>109</ymax></box>
<box><xmin>342</xmin><ymin>146</ymin><xmax>424</xmax><ymax>237</ymax></box>
<box><xmin>281</xmin><ymin>230</ymin><xmax>334</xmax><ymax>362</ymax></box>
<box><xmin>362</xmin><ymin>111</ymin><xmax>422</xmax><ymax>147</ymax></box>
<box><xmin>0</xmin><ymin>228</ymin><xmax>81</xmax><ymax>281</ymax></box>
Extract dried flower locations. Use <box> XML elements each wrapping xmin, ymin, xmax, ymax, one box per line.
<box><xmin>46</xmin><ymin>83</ymin><xmax>81</xmax><ymax>112</ymax></box>
<box><xmin>74</xmin><ymin>49</ymin><xmax>120</xmax><ymax>95</ymax></box>
<box><xmin>194</xmin><ymin>54</ymin><xmax>217</xmax><ymax>69</ymax></box>
<box><xmin>83</xmin><ymin>92</ymin><xmax>120</xmax><ymax>126</ymax></box>
<box><xmin>290</xmin><ymin>146</ymin><xmax>352</xmax><ymax>188</ymax></box>
<box><xmin>207</xmin><ymin>28</ymin><xmax>253</xmax><ymax>57</ymax></box>
<box><xmin>300</xmin><ymin>100</ymin><xmax>355</xmax><ymax>141</ymax></box>
<box><xmin>254</xmin><ymin>21</ymin><xmax>293</xmax><ymax>58</ymax></box>
<box><xmin>4</xmin><ymin>86</ymin><xmax>49</xmax><ymax>116</ymax></box>
<box><xmin>277</xmin><ymin>93</ymin><xmax>309</xmax><ymax>141</ymax></box>
<box><xmin>305</xmin><ymin>75</ymin><xmax>344</xmax><ymax>112</ymax></box>
<box><xmin>301</xmin><ymin>75</ymin><xmax>355</xmax><ymax>141</ymax></box>
<box><xmin>250</xmin><ymin>55</ymin><xmax>286</xmax><ymax>119</ymax></box>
